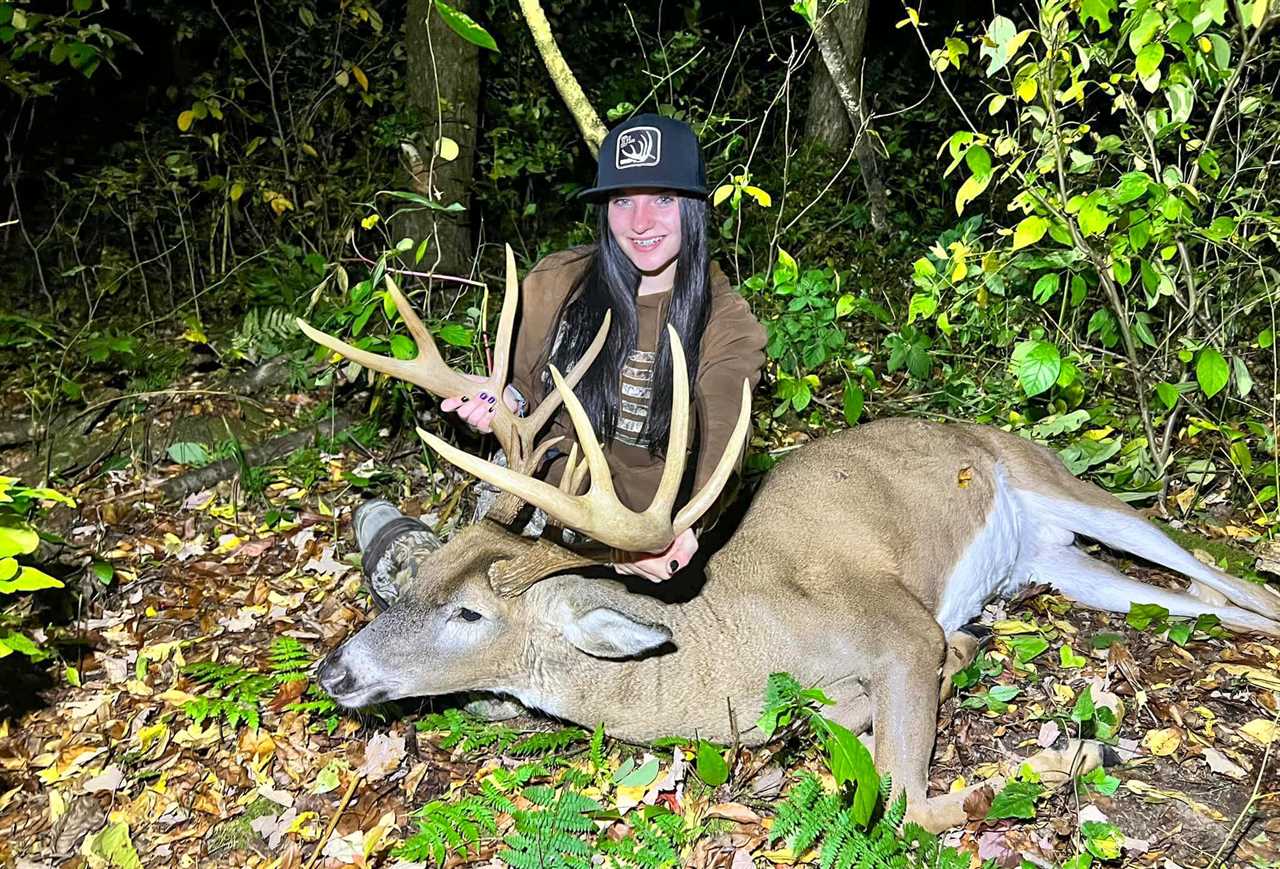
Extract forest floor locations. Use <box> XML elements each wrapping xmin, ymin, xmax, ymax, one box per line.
<box><xmin>1</xmin><ymin>380</ymin><xmax>1279</xmax><ymax>868</ymax></box>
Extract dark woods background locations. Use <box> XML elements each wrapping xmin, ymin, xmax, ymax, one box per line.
<box><xmin>1</xmin><ymin>0</ymin><xmax>1278</xmax><ymax>511</ymax></box>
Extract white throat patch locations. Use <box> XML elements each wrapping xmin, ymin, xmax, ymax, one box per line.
<box><xmin>616</xmin><ymin>127</ymin><xmax>661</xmax><ymax>169</ymax></box>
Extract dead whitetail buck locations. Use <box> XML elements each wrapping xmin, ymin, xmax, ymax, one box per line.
<box><xmin>299</xmin><ymin>246</ymin><xmax>1280</xmax><ymax>832</ymax></box>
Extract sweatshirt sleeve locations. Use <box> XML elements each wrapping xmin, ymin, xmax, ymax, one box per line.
<box><xmin>691</xmin><ymin>286</ymin><xmax>766</xmax><ymax>495</ymax></box>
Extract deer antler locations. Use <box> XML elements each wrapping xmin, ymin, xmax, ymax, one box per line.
<box><xmin>417</xmin><ymin>324</ymin><xmax>752</xmax><ymax>554</ymax></box>
<box><xmin>296</xmin><ymin>244</ymin><xmax>610</xmax><ymax>482</ymax></box>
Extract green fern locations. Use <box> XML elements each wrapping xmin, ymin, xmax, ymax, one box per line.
<box><xmin>599</xmin><ymin>807</ymin><xmax>691</xmax><ymax>869</ymax></box>
<box><xmin>268</xmin><ymin>635</ymin><xmax>312</xmax><ymax>679</ymax></box>
<box><xmin>230</xmin><ymin>306</ymin><xmax>298</xmax><ymax>362</ymax></box>
<box><xmin>418</xmin><ymin>708</ymin><xmax>587</xmax><ymax>757</ymax></box>
<box><xmin>183</xmin><ymin>637</ymin><xmax>333</xmax><ymax>731</ymax></box>
<box><xmin>768</xmin><ymin>773</ymin><xmax>979</xmax><ymax>869</ymax></box>
<box><xmin>393</xmin><ymin>795</ymin><xmax>498</xmax><ymax>864</ymax></box>
<box><xmin>498</xmin><ymin>784</ymin><xmax>600</xmax><ymax>869</ymax></box>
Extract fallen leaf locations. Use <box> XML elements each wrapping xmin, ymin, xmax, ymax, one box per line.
<box><xmin>1143</xmin><ymin>727</ymin><xmax>1182</xmax><ymax>756</ymax></box>
<box><xmin>705</xmin><ymin>802</ymin><xmax>761</xmax><ymax>824</ymax></box>
<box><xmin>1240</xmin><ymin>718</ymin><xmax>1279</xmax><ymax>746</ymax></box>
<box><xmin>360</xmin><ymin>731</ymin><xmax>406</xmax><ymax>781</ymax></box>
<box><xmin>1201</xmin><ymin>744</ymin><xmax>1248</xmax><ymax>779</ymax></box>
<box><xmin>1037</xmin><ymin>720</ymin><xmax>1061</xmax><ymax>748</ymax></box>
<box><xmin>82</xmin><ymin>765</ymin><xmax>125</xmax><ymax>794</ymax></box>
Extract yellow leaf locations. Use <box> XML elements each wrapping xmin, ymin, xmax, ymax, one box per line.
<box><xmin>1213</xmin><ymin>664</ymin><xmax>1280</xmax><ymax>692</ymax></box>
<box><xmin>177</xmin><ymin>110</ymin><xmax>195</xmax><ymax>132</ymax></box>
<box><xmin>895</xmin><ymin>8</ymin><xmax>920</xmax><ymax>28</ymax></box>
<box><xmin>1198</xmin><ymin>36</ymin><xmax>1212</xmax><ymax>53</ymax></box>
<box><xmin>1251</xmin><ymin>0</ymin><xmax>1267</xmax><ymax>28</ymax></box>
<box><xmin>361</xmin><ymin>213</ymin><xmax>381</xmax><ymax>230</ymax></box>
<box><xmin>1012</xmin><ymin>215</ymin><xmax>1048</xmax><ymax>251</ymax></box>
<box><xmin>955</xmin><ymin>172</ymin><xmax>990</xmax><ymax>215</ymax></box>
<box><xmin>301</xmin><ymin>142</ymin><xmax>319</xmax><ymax>158</ymax></box>
<box><xmin>434</xmin><ymin>136</ymin><xmax>459</xmax><ymax>161</ymax></box>
<box><xmin>1142</xmin><ymin>727</ymin><xmax>1182</xmax><ymax>756</ymax></box>
<box><xmin>352</xmin><ymin>64</ymin><xmax>369</xmax><ymax>91</ymax></box>
<box><xmin>744</xmin><ymin>185</ymin><xmax>773</xmax><ymax>207</ymax></box>
<box><xmin>229</xmin><ymin>181</ymin><xmax>245</xmax><ymax>203</ymax></box>
<box><xmin>950</xmin><ymin>257</ymin><xmax>967</xmax><ymax>282</ymax></box>
<box><xmin>1016</xmin><ymin>75</ymin><xmax>1038</xmax><ymax>102</ymax></box>
<box><xmin>712</xmin><ymin>184</ymin><xmax>734</xmax><ymax>207</ymax></box>
<box><xmin>334</xmin><ymin>69</ymin><xmax>350</xmax><ymax>88</ymax></box>
<box><xmin>993</xmin><ymin>619</ymin><xmax>1039</xmax><ymax>634</ymax></box>
<box><xmin>1240</xmin><ymin>718</ymin><xmax>1279</xmax><ymax>746</ymax></box>
<box><xmin>269</xmin><ymin>195</ymin><xmax>295</xmax><ymax>216</ymax></box>
<box><xmin>989</xmin><ymin>94</ymin><xmax>1007</xmax><ymax>115</ymax></box>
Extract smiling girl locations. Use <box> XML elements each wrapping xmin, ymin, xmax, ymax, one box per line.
<box><xmin>360</xmin><ymin>115</ymin><xmax>765</xmax><ymax>590</ymax></box>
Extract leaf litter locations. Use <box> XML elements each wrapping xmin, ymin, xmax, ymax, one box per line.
<box><xmin>0</xmin><ymin>389</ymin><xmax>1278</xmax><ymax>867</ymax></box>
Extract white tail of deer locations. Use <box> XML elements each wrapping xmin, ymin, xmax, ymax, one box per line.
<box><xmin>302</xmin><ymin>252</ymin><xmax>1280</xmax><ymax>832</ymax></box>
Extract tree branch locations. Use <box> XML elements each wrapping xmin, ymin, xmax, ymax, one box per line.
<box><xmin>515</xmin><ymin>0</ymin><xmax>608</xmax><ymax>156</ymax></box>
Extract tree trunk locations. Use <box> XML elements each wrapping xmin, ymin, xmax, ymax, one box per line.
<box><xmin>804</xmin><ymin>1</ymin><xmax>889</xmax><ymax>231</ymax></box>
<box><xmin>404</xmin><ymin>0</ymin><xmax>481</xmax><ymax>273</ymax></box>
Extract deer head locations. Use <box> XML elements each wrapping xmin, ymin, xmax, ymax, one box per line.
<box><xmin>299</xmin><ymin>245</ymin><xmax>750</xmax><ymax>706</ymax></box>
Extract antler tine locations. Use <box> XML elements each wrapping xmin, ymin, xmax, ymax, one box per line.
<box><xmin>645</xmin><ymin>324</ymin><xmax>691</xmax><ymax>520</ymax></box>
<box><xmin>487</xmin><ymin>245</ymin><xmax>521</xmax><ymax>387</ymax></box>
<box><xmin>296</xmin><ymin>272</ymin><xmax>476</xmax><ymax>399</ymax></box>
<box><xmin>523</xmin><ymin>310</ymin><xmax>612</xmax><ymax>436</ymax></box>
<box><xmin>673</xmin><ymin>377</ymin><xmax>752</xmax><ymax>534</ymax></box>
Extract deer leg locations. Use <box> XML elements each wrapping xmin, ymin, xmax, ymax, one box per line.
<box><xmin>862</xmin><ymin>589</ymin><xmax>955</xmax><ymax>830</ymax></box>
<box><xmin>1035</xmin><ymin>545</ymin><xmax>1280</xmax><ymax>636</ymax></box>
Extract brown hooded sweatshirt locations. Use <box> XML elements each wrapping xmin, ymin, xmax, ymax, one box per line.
<box><xmin>508</xmin><ymin>247</ymin><xmax>766</xmax><ymax>517</ymax></box>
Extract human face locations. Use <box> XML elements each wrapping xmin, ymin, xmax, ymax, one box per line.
<box><xmin>607</xmin><ymin>189</ymin><xmax>682</xmax><ymax>286</ymax></box>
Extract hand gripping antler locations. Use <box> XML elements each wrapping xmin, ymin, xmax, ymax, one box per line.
<box><xmin>416</xmin><ymin>323</ymin><xmax>752</xmax><ymax>554</ymax></box>
<box><xmin>296</xmin><ymin>244</ymin><xmax>610</xmax><ymax>482</ymax></box>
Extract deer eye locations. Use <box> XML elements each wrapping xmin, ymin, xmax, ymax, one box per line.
<box><xmin>456</xmin><ymin>607</ymin><xmax>483</xmax><ymax>622</ymax></box>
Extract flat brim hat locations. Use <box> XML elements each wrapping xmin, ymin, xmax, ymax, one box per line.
<box><xmin>578</xmin><ymin>113</ymin><xmax>707</xmax><ymax>201</ymax></box>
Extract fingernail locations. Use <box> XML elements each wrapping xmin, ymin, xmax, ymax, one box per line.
<box><xmin>479</xmin><ymin>391</ymin><xmax>489</xmax><ymax>401</ymax></box>
<box><xmin>488</xmin><ymin>406</ymin><xmax>495</xmax><ymax>414</ymax></box>
<box><xmin>669</xmin><ymin>560</ymin><xmax>679</xmax><ymax>572</ymax></box>
<box><xmin>487</xmin><ymin>395</ymin><xmax>496</xmax><ymax>404</ymax></box>
<box><xmin>461</xmin><ymin>395</ymin><xmax>469</xmax><ymax>402</ymax></box>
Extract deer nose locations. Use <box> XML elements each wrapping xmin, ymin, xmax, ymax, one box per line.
<box><xmin>317</xmin><ymin>649</ymin><xmax>355</xmax><ymax>697</ymax></box>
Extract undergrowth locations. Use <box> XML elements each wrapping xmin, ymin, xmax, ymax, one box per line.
<box><xmin>181</xmin><ymin>636</ymin><xmax>338</xmax><ymax>732</ymax></box>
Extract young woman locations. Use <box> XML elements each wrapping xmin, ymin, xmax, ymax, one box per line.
<box><xmin>358</xmin><ymin>114</ymin><xmax>765</xmax><ymax>596</ymax></box>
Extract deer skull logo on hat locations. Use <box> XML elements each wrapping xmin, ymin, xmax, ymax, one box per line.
<box><xmin>616</xmin><ymin>127</ymin><xmax>660</xmax><ymax>168</ymax></box>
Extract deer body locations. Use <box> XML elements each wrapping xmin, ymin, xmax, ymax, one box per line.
<box><xmin>320</xmin><ymin>419</ymin><xmax>1280</xmax><ymax>830</ymax></box>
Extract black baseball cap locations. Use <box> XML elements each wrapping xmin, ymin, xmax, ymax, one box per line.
<box><xmin>578</xmin><ymin>113</ymin><xmax>707</xmax><ymax>201</ymax></box>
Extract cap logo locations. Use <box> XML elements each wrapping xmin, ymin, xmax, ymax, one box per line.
<box><xmin>616</xmin><ymin>127</ymin><xmax>661</xmax><ymax>169</ymax></box>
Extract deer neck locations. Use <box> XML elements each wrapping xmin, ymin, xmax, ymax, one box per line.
<box><xmin>507</xmin><ymin>565</ymin><xmax>803</xmax><ymax>744</ymax></box>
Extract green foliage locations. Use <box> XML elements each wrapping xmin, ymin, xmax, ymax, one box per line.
<box><xmin>0</xmin><ymin>477</ymin><xmax>74</xmax><ymax>662</ymax></box>
<box><xmin>742</xmin><ymin>249</ymin><xmax>884</xmax><ymax>423</ymax></box>
<box><xmin>1126</xmin><ymin>602</ymin><xmax>1225</xmax><ymax>645</ymax></box>
<box><xmin>227</xmin><ymin>307</ymin><xmax>300</xmax><ymax>364</ymax></box>
<box><xmin>770</xmin><ymin>772</ymin><xmax>975</xmax><ymax>869</ymax></box>
<box><xmin>597</xmin><ymin>807</ymin><xmax>692</xmax><ymax>869</ymax></box>
<box><xmin>416</xmin><ymin>708</ymin><xmax>588</xmax><ymax>757</ymax></box>
<box><xmin>0</xmin><ymin>0</ymin><xmax>136</xmax><ymax>98</ymax></box>
<box><xmin>181</xmin><ymin>636</ymin><xmax>336</xmax><ymax>732</ymax></box>
<box><xmin>499</xmin><ymin>785</ymin><xmax>600</xmax><ymax>869</ymax></box>
<box><xmin>908</xmin><ymin>0</ymin><xmax>1280</xmax><ymax>498</ymax></box>
<box><xmin>394</xmin><ymin>795</ymin><xmax>499</xmax><ymax>865</ymax></box>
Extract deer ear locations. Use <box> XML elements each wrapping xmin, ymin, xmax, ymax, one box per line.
<box><xmin>562</xmin><ymin>607</ymin><xmax>672</xmax><ymax>659</ymax></box>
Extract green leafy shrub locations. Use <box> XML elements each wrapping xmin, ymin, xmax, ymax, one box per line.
<box><xmin>0</xmin><ymin>476</ymin><xmax>74</xmax><ymax>662</ymax></box>
<box><xmin>905</xmin><ymin>0</ymin><xmax>1280</xmax><ymax>497</ymax></box>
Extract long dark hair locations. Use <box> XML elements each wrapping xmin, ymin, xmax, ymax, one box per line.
<box><xmin>544</xmin><ymin>195</ymin><xmax>712</xmax><ymax>457</ymax></box>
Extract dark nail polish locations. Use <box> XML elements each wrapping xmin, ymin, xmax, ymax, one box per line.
<box><xmin>488</xmin><ymin>406</ymin><xmax>495</xmax><ymax>413</ymax></box>
<box><xmin>487</xmin><ymin>394</ymin><xmax>497</xmax><ymax>404</ymax></box>
<box><xmin>461</xmin><ymin>395</ymin><xmax>469</xmax><ymax>402</ymax></box>
<box><xmin>669</xmin><ymin>560</ymin><xmax>679</xmax><ymax>572</ymax></box>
